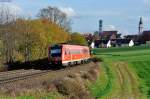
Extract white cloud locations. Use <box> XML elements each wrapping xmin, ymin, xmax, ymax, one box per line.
<box><xmin>142</xmin><ymin>16</ymin><xmax>150</xmax><ymax>22</ymax></box>
<box><xmin>0</xmin><ymin>3</ymin><xmax>22</xmax><ymax>16</ymax></box>
<box><xmin>104</xmin><ymin>25</ymin><xmax>117</xmax><ymax>31</ymax></box>
<box><xmin>59</xmin><ymin>7</ymin><xmax>76</xmax><ymax>17</ymax></box>
<box><xmin>143</xmin><ymin>0</ymin><xmax>150</xmax><ymax>3</ymax></box>
<box><xmin>142</xmin><ymin>0</ymin><xmax>150</xmax><ymax>5</ymax></box>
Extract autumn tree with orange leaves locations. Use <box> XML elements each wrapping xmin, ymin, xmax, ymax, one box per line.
<box><xmin>0</xmin><ymin>5</ymin><xmax>87</xmax><ymax>66</ymax></box>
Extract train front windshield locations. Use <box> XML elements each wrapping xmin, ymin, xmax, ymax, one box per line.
<box><xmin>50</xmin><ymin>46</ymin><xmax>62</xmax><ymax>57</ymax></box>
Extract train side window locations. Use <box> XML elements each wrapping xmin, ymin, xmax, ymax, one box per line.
<box><xmin>83</xmin><ymin>49</ymin><xmax>88</xmax><ymax>54</ymax></box>
<box><xmin>65</xmin><ymin>51</ymin><xmax>67</xmax><ymax>55</ymax></box>
<box><xmin>65</xmin><ymin>50</ymin><xmax>70</xmax><ymax>55</ymax></box>
<box><xmin>68</xmin><ymin>51</ymin><xmax>70</xmax><ymax>55</ymax></box>
<box><xmin>70</xmin><ymin>50</ymin><xmax>80</xmax><ymax>54</ymax></box>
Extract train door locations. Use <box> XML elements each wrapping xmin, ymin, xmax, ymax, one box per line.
<box><xmin>62</xmin><ymin>46</ymin><xmax>72</xmax><ymax>66</ymax></box>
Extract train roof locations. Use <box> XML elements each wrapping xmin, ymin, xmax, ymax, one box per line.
<box><xmin>50</xmin><ymin>43</ymin><xmax>88</xmax><ymax>47</ymax></box>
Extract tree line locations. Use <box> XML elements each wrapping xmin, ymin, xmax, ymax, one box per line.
<box><xmin>0</xmin><ymin>5</ymin><xmax>87</xmax><ymax>65</ymax></box>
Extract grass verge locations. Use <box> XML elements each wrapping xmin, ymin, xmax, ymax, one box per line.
<box><xmin>92</xmin><ymin>46</ymin><xmax>150</xmax><ymax>99</ymax></box>
<box><xmin>88</xmin><ymin>60</ymin><xmax>114</xmax><ymax>98</ymax></box>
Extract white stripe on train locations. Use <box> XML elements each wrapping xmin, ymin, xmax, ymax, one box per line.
<box><xmin>62</xmin><ymin>57</ymin><xmax>90</xmax><ymax>64</ymax></box>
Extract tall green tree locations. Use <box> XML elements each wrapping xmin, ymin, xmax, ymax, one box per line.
<box><xmin>69</xmin><ymin>32</ymin><xmax>87</xmax><ymax>46</ymax></box>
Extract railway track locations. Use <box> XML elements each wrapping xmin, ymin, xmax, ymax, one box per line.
<box><xmin>0</xmin><ymin>61</ymin><xmax>94</xmax><ymax>86</ymax></box>
<box><xmin>0</xmin><ymin>69</ymin><xmax>51</xmax><ymax>85</ymax></box>
<box><xmin>0</xmin><ymin>66</ymin><xmax>75</xmax><ymax>85</ymax></box>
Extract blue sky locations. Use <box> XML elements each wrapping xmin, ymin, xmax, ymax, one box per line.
<box><xmin>1</xmin><ymin>0</ymin><xmax>150</xmax><ymax>35</ymax></box>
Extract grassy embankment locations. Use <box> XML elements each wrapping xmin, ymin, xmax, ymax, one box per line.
<box><xmin>90</xmin><ymin>45</ymin><xmax>150</xmax><ymax>99</ymax></box>
<box><xmin>0</xmin><ymin>92</ymin><xmax>65</xmax><ymax>99</ymax></box>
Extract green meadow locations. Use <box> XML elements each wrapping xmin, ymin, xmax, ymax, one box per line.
<box><xmin>91</xmin><ymin>45</ymin><xmax>150</xmax><ymax>99</ymax></box>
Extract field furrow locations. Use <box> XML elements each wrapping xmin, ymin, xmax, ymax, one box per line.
<box><xmin>93</xmin><ymin>46</ymin><xmax>150</xmax><ymax>99</ymax></box>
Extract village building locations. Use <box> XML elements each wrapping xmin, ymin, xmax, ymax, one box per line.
<box><xmin>100</xmin><ymin>31</ymin><xmax>118</xmax><ymax>40</ymax></box>
<box><xmin>142</xmin><ymin>31</ymin><xmax>150</xmax><ymax>42</ymax></box>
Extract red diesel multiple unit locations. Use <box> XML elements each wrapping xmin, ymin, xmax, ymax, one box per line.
<box><xmin>48</xmin><ymin>44</ymin><xmax>91</xmax><ymax>66</ymax></box>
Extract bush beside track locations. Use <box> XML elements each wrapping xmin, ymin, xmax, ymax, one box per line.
<box><xmin>0</xmin><ymin>62</ymin><xmax>100</xmax><ymax>99</ymax></box>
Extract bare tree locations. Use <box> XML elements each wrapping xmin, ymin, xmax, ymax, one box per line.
<box><xmin>14</xmin><ymin>18</ymin><xmax>32</xmax><ymax>62</ymax></box>
<box><xmin>24</xmin><ymin>19</ymin><xmax>32</xmax><ymax>62</ymax></box>
<box><xmin>38</xmin><ymin>6</ymin><xmax>71</xmax><ymax>31</ymax></box>
<box><xmin>0</xmin><ymin>5</ymin><xmax>17</xmax><ymax>63</ymax></box>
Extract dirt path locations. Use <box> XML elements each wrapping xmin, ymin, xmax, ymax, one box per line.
<box><xmin>107</xmin><ymin>62</ymin><xmax>142</xmax><ymax>99</ymax></box>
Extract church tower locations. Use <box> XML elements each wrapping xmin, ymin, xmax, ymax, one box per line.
<box><xmin>99</xmin><ymin>20</ymin><xmax>103</xmax><ymax>36</ymax></box>
<box><xmin>138</xmin><ymin>17</ymin><xmax>143</xmax><ymax>34</ymax></box>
